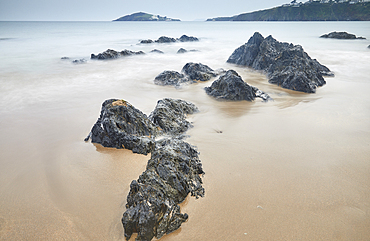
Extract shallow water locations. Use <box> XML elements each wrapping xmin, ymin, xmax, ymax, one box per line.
<box><xmin>0</xmin><ymin>21</ymin><xmax>369</xmax><ymax>240</ymax></box>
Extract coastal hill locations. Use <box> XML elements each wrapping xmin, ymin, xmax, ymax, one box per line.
<box><xmin>113</xmin><ymin>12</ymin><xmax>180</xmax><ymax>21</ymax></box>
<box><xmin>207</xmin><ymin>0</ymin><xmax>370</xmax><ymax>21</ymax></box>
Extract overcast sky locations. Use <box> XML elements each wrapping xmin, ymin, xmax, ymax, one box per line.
<box><xmin>0</xmin><ymin>0</ymin><xmax>291</xmax><ymax>21</ymax></box>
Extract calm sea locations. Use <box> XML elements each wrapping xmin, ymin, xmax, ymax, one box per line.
<box><xmin>0</xmin><ymin>21</ymin><xmax>369</xmax><ymax>240</ymax></box>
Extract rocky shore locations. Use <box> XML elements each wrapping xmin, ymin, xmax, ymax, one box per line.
<box><xmin>227</xmin><ymin>32</ymin><xmax>333</xmax><ymax>93</ymax></box>
<box><xmin>85</xmin><ymin>98</ymin><xmax>204</xmax><ymax>240</ymax></box>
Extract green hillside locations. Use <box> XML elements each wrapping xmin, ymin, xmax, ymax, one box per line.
<box><xmin>207</xmin><ymin>1</ymin><xmax>370</xmax><ymax>21</ymax></box>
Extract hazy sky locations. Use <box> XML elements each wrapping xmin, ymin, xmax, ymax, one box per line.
<box><xmin>0</xmin><ymin>0</ymin><xmax>290</xmax><ymax>21</ymax></box>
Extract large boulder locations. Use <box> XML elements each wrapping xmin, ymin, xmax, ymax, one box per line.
<box><xmin>149</xmin><ymin>98</ymin><xmax>199</xmax><ymax>135</ymax></box>
<box><xmin>154</xmin><ymin>71</ymin><xmax>193</xmax><ymax>87</ymax></box>
<box><xmin>122</xmin><ymin>137</ymin><xmax>205</xmax><ymax>241</ymax></box>
<box><xmin>84</xmin><ymin>99</ymin><xmax>159</xmax><ymax>155</ymax></box>
<box><xmin>178</xmin><ymin>35</ymin><xmax>199</xmax><ymax>42</ymax></box>
<box><xmin>205</xmin><ymin>70</ymin><xmax>271</xmax><ymax>101</ymax></box>
<box><xmin>227</xmin><ymin>32</ymin><xmax>333</xmax><ymax>93</ymax></box>
<box><xmin>91</xmin><ymin>49</ymin><xmax>144</xmax><ymax>60</ymax></box>
<box><xmin>320</xmin><ymin>31</ymin><xmax>366</xmax><ymax>39</ymax></box>
<box><xmin>155</xmin><ymin>36</ymin><xmax>177</xmax><ymax>43</ymax></box>
<box><xmin>182</xmin><ymin>62</ymin><xmax>223</xmax><ymax>82</ymax></box>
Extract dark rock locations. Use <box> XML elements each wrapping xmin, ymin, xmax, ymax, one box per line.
<box><xmin>368</xmin><ymin>45</ymin><xmax>370</xmax><ymax>49</ymax></box>
<box><xmin>150</xmin><ymin>49</ymin><xmax>164</xmax><ymax>54</ymax></box>
<box><xmin>85</xmin><ymin>99</ymin><xmax>159</xmax><ymax>155</ymax></box>
<box><xmin>140</xmin><ymin>39</ymin><xmax>154</xmax><ymax>44</ymax></box>
<box><xmin>154</xmin><ymin>71</ymin><xmax>193</xmax><ymax>87</ymax></box>
<box><xmin>205</xmin><ymin>70</ymin><xmax>271</xmax><ymax>101</ymax></box>
<box><xmin>72</xmin><ymin>58</ymin><xmax>87</xmax><ymax>64</ymax></box>
<box><xmin>181</xmin><ymin>62</ymin><xmax>222</xmax><ymax>82</ymax></box>
<box><xmin>177</xmin><ymin>48</ymin><xmax>188</xmax><ymax>54</ymax></box>
<box><xmin>91</xmin><ymin>49</ymin><xmax>145</xmax><ymax>60</ymax></box>
<box><xmin>320</xmin><ymin>31</ymin><xmax>366</xmax><ymax>39</ymax></box>
<box><xmin>122</xmin><ymin>137</ymin><xmax>204</xmax><ymax>241</ymax></box>
<box><xmin>227</xmin><ymin>32</ymin><xmax>333</xmax><ymax>93</ymax></box>
<box><xmin>149</xmin><ymin>98</ymin><xmax>199</xmax><ymax>135</ymax></box>
<box><xmin>155</xmin><ymin>36</ymin><xmax>177</xmax><ymax>43</ymax></box>
<box><xmin>178</xmin><ymin>35</ymin><xmax>199</xmax><ymax>42</ymax></box>
<box><xmin>61</xmin><ymin>57</ymin><xmax>70</xmax><ymax>60</ymax></box>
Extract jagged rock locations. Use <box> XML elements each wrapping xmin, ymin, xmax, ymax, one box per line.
<box><xmin>320</xmin><ymin>31</ymin><xmax>366</xmax><ymax>39</ymax></box>
<box><xmin>178</xmin><ymin>35</ymin><xmax>199</xmax><ymax>42</ymax></box>
<box><xmin>150</xmin><ymin>49</ymin><xmax>164</xmax><ymax>54</ymax></box>
<box><xmin>154</xmin><ymin>71</ymin><xmax>193</xmax><ymax>87</ymax></box>
<box><xmin>177</xmin><ymin>48</ymin><xmax>188</xmax><ymax>54</ymax></box>
<box><xmin>91</xmin><ymin>49</ymin><xmax>145</xmax><ymax>60</ymax></box>
<box><xmin>155</xmin><ymin>36</ymin><xmax>177</xmax><ymax>43</ymax></box>
<box><xmin>205</xmin><ymin>70</ymin><xmax>271</xmax><ymax>101</ymax></box>
<box><xmin>72</xmin><ymin>58</ymin><xmax>87</xmax><ymax>64</ymax></box>
<box><xmin>84</xmin><ymin>99</ymin><xmax>159</xmax><ymax>155</ymax></box>
<box><xmin>140</xmin><ymin>39</ymin><xmax>154</xmax><ymax>44</ymax></box>
<box><xmin>227</xmin><ymin>32</ymin><xmax>333</xmax><ymax>93</ymax></box>
<box><xmin>122</xmin><ymin>137</ymin><xmax>204</xmax><ymax>241</ymax></box>
<box><xmin>149</xmin><ymin>98</ymin><xmax>199</xmax><ymax>135</ymax></box>
<box><xmin>182</xmin><ymin>62</ymin><xmax>223</xmax><ymax>82</ymax></box>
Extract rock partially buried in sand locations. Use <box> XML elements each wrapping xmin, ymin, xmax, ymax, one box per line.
<box><xmin>154</xmin><ymin>70</ymin><xmax>193</xmax><ymax>88</ymax></box>
<box><xmin>227</xmin><ymin>32</ymin><xmax>333</xmax><ymax>93</ymax></box>
<box><xmin>122</xmin><ymin>137</ymin><xmax>204</xmax><ymax>241</ymax></box>
<box><xmin>182</xmin><ymin>62</ymin><xmax>224</xmax><ymax>82</ymax></box>
<box><xmin>205</xmin><ymin>70</ymin><xmax>271</xmax><ymax>101</ymax></box>
<box><xmin>154</xmin><ymin>62</ymin><xmax>224</xmax><ymax>88</ymax></box>
<box><xmin>149</xmin><ymin>98</ymin><xmax>199</xmax><ymax>135</ymax></box>
<box><xmin>85</xmin><ymin>99</ymin><xmax>158</xmax><ymax>155</ymax></box>
<box><xmin>91</xmin><ymin>49</ymin><xmax>145</xmax><ymax>60</ymax></box>
<box><xmin>320</xmin><ymin>31</ymin><xmax>366</xmax><ymax>40</ymax></box>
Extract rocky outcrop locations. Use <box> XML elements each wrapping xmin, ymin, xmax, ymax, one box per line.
<box><xmin>154</xmin><ymin>71</ymin><xmax>193</xmax><ymax>87</ymax></box>
<box><xmin>154</xmin><ymin>62</ymin><xmax>224</xmax><ymax>88</ymax></box>
<box><xmin>227</xmin><ymin>32</ymin><xmax>333</xmax><ymax>93</ymax></box>
<box><xmin>178</xmin><ymin>35</ymin><xmax>199</xmax><ymax>42</ymax></box>
<box><xmin>177</xmin><ymin>48</ymin><xmax>188</xmax><ymax>54</ymax></box>
<box><xmin>140</xmin><ymin>39</ymin><xmax>154</xmax><ymax>44</ymax></box>
<box><xmin>84</xmin><ymin>99</ymin><xmax>158</xmax><ymax>155</ymax></box>
<box><xmin>205</xmin><ymin>70</ymin><xmax>271</xmax><ymax>101</ymax></box>
<box><xmin>139</xmin><ymin>35</ymin><xmax>199</xmax><ymax>44</ymax></box>
<box><xmin>320</xmin><ymin>31</ymin><xmax>366</xmax><ymax>39</ymax></box>
<box><xmin>72</xmin><ymin>58</ymin><xmax>87</xmax><ymax>64</ymax></box>
<box><xmin>86</xmin><ymin>98</ymin><xmax>204</xmax><ymax>240</ymax></box>
<box><xmin>149</xmin><ymin>98</ymin><xmax>199</xmax><ymax>135</ymax></box>
<box><xmin>91</xmin><ymin>49</ymin><xmax>144</xmax><ymax>60</ymax></box>
<box><xmin>150</xmin><ymin>49</ymin><xmax>164</xmax><ymax>54</ymax></box>
<box><xmin>182</xmin><ymin>62</ymin><xmax>224</xmax><ymax>82</ymax></box>
<box><xmin>122</xmin><ymin>137</ymin><xmax>204</xmax><ymax>241</ymax></box>
<box><xmin>155</xmin><ymin>36</ymin><xmax>177</xmax><ymax>43</ymax></box>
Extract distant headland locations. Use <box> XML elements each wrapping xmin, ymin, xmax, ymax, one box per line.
<box><xmin>113</xmin><ymin>12</ymin><xmax>181</xmax><ymax>21</ymax></box>
<box><xmin>207</xmin><ymin>0</ymin><xmax>370</xmax><ymax>21</ymax></box>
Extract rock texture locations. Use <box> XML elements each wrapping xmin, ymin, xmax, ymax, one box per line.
<box><xmin>155</xmin><ymin>36</ymin><xmax>177</xmax><ymax>43</ymax></box>
<box><xmin>320</xmin><ymin>31</ymin><xmax>366</xmax><ymax>39</ymax></box>
<box><xmin>84</xmin><ymin>99</ymin><xmax>158</xmax><ymax>155</ymax></box>
<box><xmin>149</xmin><ymin>98</ymin><xmax>199</xmax><ymax>135</ymax></box>
<box><xmin>154</xmin><ymin>71</ymin><xmax>193</xmax><ymax>87</ymax></box>
<box><xmin>227</xmin><ymin>32</ymin><xmax>333</xmax><ymax>93</ymax></box>
<box><xmin>182</xmin><ymin>62</ymin><xmax>223</xmax><ymax>82</ymax></box>
<box><xmin>205</xmin><ymin>70</ymin><xmax>271</xmax><ymax>101</ymax></box>
<box><xmin>178</xmin><ymin>35</ymin><xmax>199</xmax><ymax>42</ymax></box>
<box><xmin>91</xmin><ymin>49</ymin><xmax>144</xmax><ymax>60</ymax></box>
<box><xmin>122</xmin><ymin>137</ymin><xmax>204</xmax><ymax>241</ymax></box>
<box><xmin>154</xmin><ymin>62</ymin><xmax>224</xmax><ymax>88</ymax></box>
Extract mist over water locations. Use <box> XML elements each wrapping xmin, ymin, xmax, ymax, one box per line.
<box><xmin>0</xmin><ymin>21</ymin><xmax>369</xmax><ymax>240</ymax></box>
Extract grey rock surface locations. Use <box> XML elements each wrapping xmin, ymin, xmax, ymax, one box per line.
<box><xmin>320</xmin><ymin>31</ymin><xmax>366</xmax><ymax>39</ymax></box>
<box><xmin>91</xmin><ymin>49</ymin><xmax>144</xmax><ymax>60</ymax></box>
<box><xmin>227</xmin><ymin>32</ymin><xmax>333</xmax><ymax>93</ymax></box>
<box><xmin>154</xmin><ymin>71</ymin><xmax>193</xmax><ymax>87</ymax></box>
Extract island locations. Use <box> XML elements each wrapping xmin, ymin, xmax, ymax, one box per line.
<box><xmin>207</xmin><ymin>0</ymin><xmax>370</xmax><ymax>21</ymax></box>
<box><xmin>113</xmin><ymin>12</ymin><xmax>180</xmax><ymax>21</ymax></box>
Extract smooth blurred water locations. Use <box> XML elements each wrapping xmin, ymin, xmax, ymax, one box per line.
<box><xmin>0</xmin><ymin>21</ymin><xmax>369</xmax><ymax>240</ymax></box>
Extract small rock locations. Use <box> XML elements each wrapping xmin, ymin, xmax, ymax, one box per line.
<box><xmin>140</xmin><ymin>39</ymin><xmax>153</xmax><ymax>44</ymax></box>
<box><xmin>178</xmin><ymin>35</ymin><xmax>199</xmax><ymax>42</ymax></box>
<box><xmin>91</xmin><ymin>49</ymin><xmax>145</xmax><ymax>60</ymax></box>
<box><xmin>182</xmin><ymin>62</ymin><xmax>221</xmax><ymax>82</ymax></box>
<box><xmin>320</xmin><ymin>31</ymin><xmax>366</xmax><ymax>40</ymax></box>
<box><xmin>177</xmin><ymin>48</ymin><xmax>188</xmax><ymax>54</ymax></box>
<box><xmin>154</xmin><ymin>70</ymin><xmax>193</xmax><ymax>87</ymax></box>
<box><xmin>155</xmin><ymin>36</ymin><xmax>177</xmax><ymax>43</ymax></box>
<box><xmin>150</xmin><ymin>49</ymin><xmax>164</xmax><ymax>54</ymax></box>
<box><xmin>72</xmin><ymin>58</ymin><xmax>86</xmax><ymax>64</ymax></box>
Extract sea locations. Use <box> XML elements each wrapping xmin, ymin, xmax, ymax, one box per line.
<box><xmin>0</xmin><ymin>21</ymin><xmax>369</xmax><ymax>240</ymax></box>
